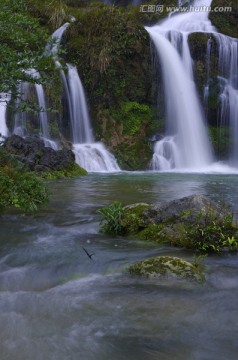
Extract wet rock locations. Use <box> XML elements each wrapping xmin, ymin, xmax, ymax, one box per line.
<box><xmin>129</xmin><ymin>256</ymin><xmax>204</xmax><ymax>282</ymax></box>
<box><xmin>4</xmin><ymin>135</ymin><xmax>75</xmax><ymax>172</ymax></box>
<box><xmin>142</xmin><ymin>194</ymin><xmax>228</xmax><ymax>226</ymax></box>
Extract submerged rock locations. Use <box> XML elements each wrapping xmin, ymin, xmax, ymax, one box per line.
<box><xmin>129</xmin><ymin>256</ymin><xmax>204</xmax><ymax>282</ymax></box>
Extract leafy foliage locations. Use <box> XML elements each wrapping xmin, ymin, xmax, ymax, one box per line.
<box><xmin>189</xmin><ymin>212</ymin><xmax>238</xmax><ymax>253</ymax></box>
<box><xmin>0</xmin><ymin>146</ymin><xmax>49</xmax><ymax>211</ymax></box>
<box><xmin>0</xmin><ymin>0</ymin><xmax>56</xmax><ymax>101</ymax></box>
<box><xmin>112</xmin><ymin>101</ymin><xmax>153</xmax><ymax>136</ymax></box>
<box><xmin>97</xmin><ymin>201</ymin><xmax>126</xmax><ymax>235</ymax></box>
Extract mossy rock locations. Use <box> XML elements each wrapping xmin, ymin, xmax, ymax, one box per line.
<box><xmin>40</xmin><ymin>163</ymin><xmax>88</xmax><ymax>179</ymax></box>
<box><xmin>98</xmin><ymin>195</ymin><xmax>238</xmax><ymax>254</ymax></box>
<box><xmin>122</xmin><ymin>203</ymin><xmax>150</xmax><ymax>233</ymax></box>
<box><xmin>129</xmin><ymin>256</ymin><xmax>204</xmax><ymax>282</ymax></box>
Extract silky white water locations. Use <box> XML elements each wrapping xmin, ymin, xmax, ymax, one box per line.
<box><xmin>13</xmin><ymin>70</ymin><xmax>58</xmax><ymax>149</ymax></box>
<box><xmin>67</xmin><ymin>64</ymin><xmax>93</xmax><ymax>144</ymax></box>
<box><xmin>147</xmin><ymin>0</ymin><xmax>215</xmax><ymax>170</ymax></box>
<box><xmin>214</xmin><ymin>34</ymin><xmax>238</xmax><ymax>164</ymax></box>
<box><xmin>0</xmin><ymin>93</ymin><xmax>10</xmax><ymax>140</ymax></box>
<box><xmin>148</xmin><ymin>0</ymin><xmax>238</xmax><ymax>170</ymax></box>
<box><xmin>51</xmin><ymin>23</ymin><xmax>120</xmax><ymax>172</ymax></box>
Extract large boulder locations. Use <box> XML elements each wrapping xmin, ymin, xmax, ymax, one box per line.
<box><xmin>98</xmin><ymin>195</ymin><xmax>238</xmax><ymax>253</ymax></box>
<box><xmin>4</xmin><ymin>135</ymin><xmax>75</xmax><ymax>172</ymax></box>
<box><xmin>142</xmin><ymin>194</ymin><xmax>228</xmax><ymax>226</ymax></box>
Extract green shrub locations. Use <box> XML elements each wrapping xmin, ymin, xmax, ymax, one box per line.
<box><xmin>0</xmin><ymin>147</ymin><xmax>49</xmax><ymax>211</ymax></box>
<box><xmin>97</xmin><ymin>201</ymin><xmax>126</xmax><ymax>235</ymax></box>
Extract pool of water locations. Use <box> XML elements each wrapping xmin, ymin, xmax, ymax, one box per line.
<box><xmin>0</xmin><ymin>172</ymin><xmax>238</xmax><ymax>359</ymax></box>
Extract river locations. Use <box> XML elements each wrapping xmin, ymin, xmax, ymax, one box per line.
<box><xmin>0</xmin><ymin>172</ymin><xmax>238</xmax><ymax>359</ymax></box>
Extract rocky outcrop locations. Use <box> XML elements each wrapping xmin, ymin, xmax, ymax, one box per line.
<box><xmin>98</xmin><ymin>194</ymin><xmax>238</xmax><ymax>253</ymax></box>
<box><xmin>4</xmin><ymin>135</ymin><xmax>75</xmax><ymax>173</ymax></box>
<box><xmin>142</xmin><ymin>194</ymin><xmax>228</xmax><ymax>225</ymax></box>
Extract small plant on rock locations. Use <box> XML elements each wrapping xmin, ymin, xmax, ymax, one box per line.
<box><xmin>97</xmin><ymin>201</ymin><xmax>126</xmax><ymax>235</ymax></box>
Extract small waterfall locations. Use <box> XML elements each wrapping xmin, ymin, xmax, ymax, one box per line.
<box><xmin>214</xmin><ymin>34</ymin><xmax>238</xmax><ymax>164</ymax></box>
<box><xmin>147</xmin><ymin>1</ymin><xmax>215</xmax><ymax>170</ymax></box>
<box><xmin>52</xmin><ymin>23</ymin><xmax>120</xmax><ymax>172</ymax></box>
<box><xmin>0</xmin><ymin>93</ymin><xmax>10</xmax><ymax>141</ymax></box>
<box><xmin>13</xmin><ymin>70</ymin><xmax>58</xmax><ymax>149</ymax></box>
<box><xmin>67</xmin><ymin>66</ymin><xmax>120</xmax><ymax>172</ymax></box>
<box><xmin>67</xmin><ymin>64</ymin><xmax>93</xmax><ymax>144</ymax></box>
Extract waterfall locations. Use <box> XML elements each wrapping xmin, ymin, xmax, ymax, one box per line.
<box><xmin>147</xmin><ymin>0</ymin><xmax>215</xmax><ymax>170</ymax></box>
<box><xmin>67</xmin><ymin>64</ymin><xmax>93</xmax><ymax>144</ymax></box>
<box><xmin>52</xmin><ymin>23</ymin><xmax>120</xmax><ymax>172</ymax></box>
<box><xmin>13</xmin><ymin>70</ymin><xmax>58</xmax><ymax>150</ymax></box>
<box><xmin>149</xmin><ymin>0</ymin><xmax>238</xmax><ymax>170</ymax></box>
<box><xmin>0</xmin><ymin>93</ymin><xmax>10</xmax><ymax>141</ymax></box>
<box><xmin>67</xmin><ymin>66</ymin><xmax>120</xmax><ymax>172</ymax></box>
<box><xmin>214</xmin><ymin>34</ymin><xmax>238</xmax><ymax>165</ymax></box>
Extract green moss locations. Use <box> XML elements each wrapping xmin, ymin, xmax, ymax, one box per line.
<box><xmin>98</xmin><ymin>198</ymin><xmax>238</xmax><ymax>254</ymax></box>
<box><xmin>40</xmin><ymin>163</ymin><xmax>87</xmax><ymax>179</ymax></box>
<box><xmin>123</xmin><ymin>203</ymin><xmax>150</xmax><ymax>233</ymax></box>
<box><xmin>114</xmin><ymin>138</ymin><xmax>153</xmax><ymax>170</ymax></box>
<box><xmin>209</xmin><ymin>0</ymin><xmax>238</xmax><ymax>38</ymax></box>
<box><xmin>129</xmin><ymin>256</ymin><xmax>204</xmax><ymax>282</ymax></box>
<box><xmin>138</xmin><ymin>224</ymin><xmax>164</xmax><ymax>242</ymax></box>
<box><xmin>209</xmin><ymin>126</ymin><xmax>230</xmax><ymax>159</ymax></box>
<box><xmin>112</xmin><ymin>101</ymin><xmax>153</xmax><ymax>136</ymax></box>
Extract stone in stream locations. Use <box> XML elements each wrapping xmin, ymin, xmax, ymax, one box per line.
<box><xmin>129</xmin><ymin>256</ymin><xmax>204</xmax><ymax>282</ymax></box>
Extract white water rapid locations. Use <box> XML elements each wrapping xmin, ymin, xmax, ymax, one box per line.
<box><xmin>147</xmin><ymin>0</ymin><xmax>216</xmax><ymax>170</ymax></box>
<box><xmin>52</xmin><ymin>23</ymin><xmax>120</xmax><ymax>172</ymax></box>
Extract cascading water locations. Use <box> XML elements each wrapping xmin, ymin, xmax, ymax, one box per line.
<box><xmin>148</xmin><ymin>0</ymin><xmax>238</xmax><ymax>170</ymax></box>
<box><xmin>213</xmin><ymin>34</ymin><xmax>238</xmax><ymax>165</ymax></box>
<box><xmin>13</xmin><ymin>70</ymin><xmax>58</xmax><ymax>150</ymax></box>
<box><xmin>0</xmin><ymin>93</ymin><xmax>10</xmax><ymax>141</ymax></box>
<box><xmin>147</xmin><ymin>0</ymin><xmax>215</xmax><ymax>170</ymax></box>
<box><xmin>67</xmin><ymin>65</ymin><xmax>120</xmax><ymax>172</ymax></box>
<box><xmin>67</xmin><ymin>65</ymin><xmax>93</xmax><ymax>144</ymax></box>
<box><xmin>52</xmin><ymin>23</ymin><xmax>120</xmax><ymax>172</ymax></box>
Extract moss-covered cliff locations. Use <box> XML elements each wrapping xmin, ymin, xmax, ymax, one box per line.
<box><xmin>210</xmin><ymin>0</ymin><xmax>238</xmax><ymax>38</ymax></box>
<box><xmin>64</xmin><ymin>3</ymin><xmax>167</xmax><ymax>169</ymax></box>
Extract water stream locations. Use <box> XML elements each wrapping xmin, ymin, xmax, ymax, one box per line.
<box><xmin>0</xmin><ymin>172</ymin><xmax>238</xmax><ymax>359</ymax></box>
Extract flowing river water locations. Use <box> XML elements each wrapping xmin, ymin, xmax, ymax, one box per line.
<box><xmin>1</xmin><ymin>172</ymin><xmax>238</xmax><ymax>360</ymax></box>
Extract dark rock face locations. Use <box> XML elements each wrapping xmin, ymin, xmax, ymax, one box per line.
<box><xmin>4</xmin><ymin>135</ymin><xmax>75</xmax><ymax>172</ymax></box>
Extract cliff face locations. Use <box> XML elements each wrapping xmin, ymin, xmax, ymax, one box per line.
<box><xmin>64</xmin><ymin>3</ymin><xmax>168</xmax><ymax>170</ymax></box>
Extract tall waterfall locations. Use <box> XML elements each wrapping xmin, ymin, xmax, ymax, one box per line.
<box><xmin>52</xmin><ymin>23</ymin><xmax>120</xmax><ymax>172</ymax></box>
<box><xmin>147</xmin><ymin>0</ymin><xmax>216</xmax><ymax>170</ymax></box>
<box><xmin>148</xmin><ymin>0</ymin><xmax>238</xmax><ymax>170</ymax></box>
